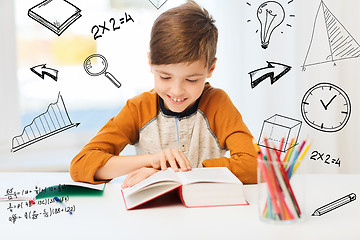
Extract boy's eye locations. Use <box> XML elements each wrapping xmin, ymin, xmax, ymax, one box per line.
<box><xmin>186</xmin><ymin>79</ymin><xmax>198</xmax><ymax>83</ymax></box>
<box><xmin>160</xmin><ymin>76</ymin><xmax>171</xmax><ymax>80</ymax></box>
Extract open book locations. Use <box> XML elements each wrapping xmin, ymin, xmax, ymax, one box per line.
<box><xmin>121</xmin><ymin>167</ymin><xmax>248</xmax><ymax>210</ymax></box>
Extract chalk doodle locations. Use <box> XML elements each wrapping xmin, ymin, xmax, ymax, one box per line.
<box><xmin>310</xmin><ymin>150</ymin><xmax>341</xmax><ymax>167</ymax></box>
<box><xmin>28</xmin><ymin>0</ymin><xmax>82</xmax><ymax>36</ymax></box>
<box><xmin>30</xmin><ymin>64</ymin><xmax>58</xmax><ymax>82</ymax></box>
<box><xmin>258</xmin><ymin>114</ymin><xmax>302</xmax><ymax>152</ymax></box>
<box><xmin>248</xmin><ymin>61</ymin><xmax>291</xmax><ymax>88</ymax></box>
<box><xmin>83</xmin><ymin>54</ymin><xmax>121</xmax><ymax>88</ymax></box>
<box><xmin>245</xmin><ymin>1</ymin><xmax>295</xmax><ymax>49</ymax></box>
<box><xmin>148</xmin><ymin>0</ymin><xmax>168</xmax><ymax>10</ymax></box>
<box><xmin>91</xmin><ymin>12</ymin><xmax>134</xmax><ymax>40</ymax></box>
<box><xmin>11</xmin><ymin>92</ymin><xmax>80</xmax><ymax>152</ymax></box>
<box><xmin>312</xmin><ymin>193</ymin><xmax>356</xmax><ymax>216</ymax></box>
<box><xmin>301</xmin><ymin>82</ymin><xmax>351</xmax><ymax>133</ymax></box>
<box><xmin>302</xmin><ymin>1</ymin><xmax>360</xmax><ymax>69</ymax></box>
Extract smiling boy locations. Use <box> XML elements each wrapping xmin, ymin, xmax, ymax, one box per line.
<box><xmin>70</xmin><ymin>1</ymin><xmax>257</xmax><ymax>186</ymax></box>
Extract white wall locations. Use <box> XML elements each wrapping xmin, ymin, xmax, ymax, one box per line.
<box><xmin>0</xmin><ymin>1</ymin><xmax>20</xmax><ymax>152</ymax></box>
<box><xmin>0</xmin><ymin>0</ymin><xmax>359</xmax><ymax>174</ymax></box>
<box><xmin>198</xmin><ymin>0</ymin><xmax>360</xmax><ymax>174</ymax></box>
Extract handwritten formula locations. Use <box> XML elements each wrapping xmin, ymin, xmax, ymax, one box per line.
<box><xmin>1</xmin><ymin>184</ymin><xmax>66</xmax><ymax>201</ymax></box>
<box><xmin>1</xmin><ymin>185</ymin><xmax>76</xmax><ymax>224</ymax></box>
<box><xmin>91</xmin><ymin>12</ymin><xmax>134</xmax><ymax>40</ymax></box>
<box><xmin>310</xmin><ymin>150</ymin><xmax>341</xmax><ymax>167</ymax></box>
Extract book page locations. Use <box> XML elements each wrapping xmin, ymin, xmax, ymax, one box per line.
<box><xmin>177</xmin><ymin>167</ymin><xmax>241</xmax><ymax>185</ymax></box>
<box><xmin>122</xmin><ymin>169</ymin><xmax>181</xmax><ymax>196</ymax></box>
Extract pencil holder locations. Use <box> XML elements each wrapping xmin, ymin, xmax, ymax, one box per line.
<box><xmin>257</xmin><ymin>156</ymin><xmax>305</xmax><ymax>223</ymax></box>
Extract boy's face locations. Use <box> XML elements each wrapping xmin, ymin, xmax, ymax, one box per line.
<box><xmin>151</xmin><ymin>59</ymin><xmax>216</xmax><ymax>113</ymax></box>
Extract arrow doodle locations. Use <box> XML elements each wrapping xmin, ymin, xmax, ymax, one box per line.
<box><xmin>248</xmin><ymin>61</ymin><xmax>291</xmax><ymax>88</ymax></box>
<box><xmin>30</xmin><ymin>64</ymin><xmax>59</xmax><ymax>81</ymax></box>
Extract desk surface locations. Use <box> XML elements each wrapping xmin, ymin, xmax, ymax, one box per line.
<box><xmin>0</xmin><ymin>172</ymin><xmax>359</xmax><ymax>240</ymax></box>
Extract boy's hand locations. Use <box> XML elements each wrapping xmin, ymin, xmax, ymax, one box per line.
<box><xmin>149</xmin><ymin>149</ymin><xmax>192</xmax><ymax>172</ymax></box>
<box><xmin>122</xmin><ymin>167</ymin><xmax>159</xmax><ymax>188</ymax></box>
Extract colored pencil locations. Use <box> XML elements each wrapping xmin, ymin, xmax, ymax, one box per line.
<box><xmin>259</xmin><ymin>136</ymin><xmax>308</xmax><ymax>221</ymax></box>
<box><xmin>292</xmin><ymin>143</ymin><xmax>311</xmax><ymax>175</ymax></box>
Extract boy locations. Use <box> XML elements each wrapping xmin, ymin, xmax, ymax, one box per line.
<box><xmin>70</xmin><ymin>1</ymin><xmax>257</xmax><ymax>187</ymax></box>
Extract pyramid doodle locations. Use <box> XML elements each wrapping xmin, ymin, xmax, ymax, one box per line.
<box><xmin>302</xmin><ymin>1</ymin><xmax>360</xmax><ymax>68</ymax></box>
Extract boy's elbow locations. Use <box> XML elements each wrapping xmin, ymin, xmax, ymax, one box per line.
<box><xmin>69</xmin><ymin>154</ymin><xmax>85</xmax><ymax>182</ymax></box>
<box><xmin>69</xmin><ymin>150</ymin><xmax>114</xmax><ymax>184</ymax></box>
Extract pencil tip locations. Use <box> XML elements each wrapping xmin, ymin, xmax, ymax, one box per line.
<box><xmin>311</xmin><ymin>212</ymin><xmax>319</xmax><ymax>216</ymax></box>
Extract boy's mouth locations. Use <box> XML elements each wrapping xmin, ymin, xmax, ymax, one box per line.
<box><xmin>167</xmin><ymin>95</ymin><xmax>187</xmax><ymax>104</ymax></box>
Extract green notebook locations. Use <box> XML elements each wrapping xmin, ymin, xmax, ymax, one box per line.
<box><xmin>36</xmin><ymin>182</ymin><xmax>105</xmax><ymax>199</ymax></box>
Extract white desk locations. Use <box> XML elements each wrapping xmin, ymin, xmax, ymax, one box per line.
<box><xmin>0</xmin><ymin>172</ymin><xmax>359</xmax><ymax>240</ymax></box>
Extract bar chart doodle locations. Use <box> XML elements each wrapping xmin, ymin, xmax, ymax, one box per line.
<box><xmin>302</xmin><ymin>1</ymin><xmax>360</xmax><ymax>70</ymax></box>
<box><xmin>30</xmin><ymin>64</ymin><xmax>58</xmax><ymax>82</ymax></box>
<box><xmin>11</xmin><ymin>92</ymin><xmax>80</xmax><ymax>152</ymax></box>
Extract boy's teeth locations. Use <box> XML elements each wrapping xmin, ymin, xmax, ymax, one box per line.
<box><xmin>171</xmin><ymin>96</ymin><xmax>185</xmax><ymax>102</ymax></box>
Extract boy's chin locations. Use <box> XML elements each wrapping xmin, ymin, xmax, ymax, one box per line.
<box><xmin>168</xmin><ymin>106</ymin><xmax>187</xmax><ymax>113</ymax></box>
<box><xmin>164</xmin><ymin>100</ymin><xmax>191</xmax><ymax>113</ymax></box>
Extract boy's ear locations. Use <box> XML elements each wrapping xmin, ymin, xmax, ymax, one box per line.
<box><xmin>147</xmin><ymin>52</ymin><xmax>151</xmax><ymax>64</ymax></box>
<box><xmin>207</xmin><ymin>58</ymin><xmax>217</xmax><ymax>78</ymax></box>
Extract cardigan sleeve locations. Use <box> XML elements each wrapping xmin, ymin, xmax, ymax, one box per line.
<box><xmin>70</xmin><ymin>99</ymin><xmax>142</xmax><ymax>184</ymax></box>
<box><xmin>200</xmin><ymin>87</ymin><xmax>258</xmax><ymax>184</ymax></box>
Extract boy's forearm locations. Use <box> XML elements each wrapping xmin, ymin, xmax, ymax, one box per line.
<box><xmin>94</xmin><ymin>154</ymin><xmax>153</xmax><ymax>181</ymax></box>
<box><xmin>202</xmin><ymin>153</ymin><xmax>257</xmax><ymax>184</ymax></box>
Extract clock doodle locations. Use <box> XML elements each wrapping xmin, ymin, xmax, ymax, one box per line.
<box><xmin>301</xmin><ymin>83</ymin><xmax>351</xmax><ymax>132</ymax></box>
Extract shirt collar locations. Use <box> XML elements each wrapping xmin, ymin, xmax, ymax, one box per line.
<box><xmin>158</xmin><ymin>95</ymin><xmax>201</xmax><ymax>118</ymax></box>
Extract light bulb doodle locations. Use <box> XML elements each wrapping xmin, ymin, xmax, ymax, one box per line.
<box><xmin>257</xmin><ymin>1</ymin><xmax>285</xmax><ymax>49</ymax></box>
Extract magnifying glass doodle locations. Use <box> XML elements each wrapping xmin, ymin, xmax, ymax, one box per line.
<box><xmin>83</xmin><ymin>54</ymin><xmax>121</xmax><ymax>88</ymax></box>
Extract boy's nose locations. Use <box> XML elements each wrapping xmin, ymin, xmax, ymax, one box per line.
<box><xmin>171</xmin><ymin>82</ymin><xmax>185</xmax><ymax>96</ymax></box>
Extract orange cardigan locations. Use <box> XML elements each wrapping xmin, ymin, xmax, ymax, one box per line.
<box><xmin>70</xmin><ymin>83</ymin><xmax>257</xmax><ymax>184</ymax></box>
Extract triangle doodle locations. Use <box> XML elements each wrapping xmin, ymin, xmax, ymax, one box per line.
<box><xmin>302</xmin><ymin>1</ymin><xmax>360</xmax><ymax>69</ymax></box>
<box><xmin>148</xmin><ymin>0</ymin><xmax>167</xmax><ymax>10</ymax></box>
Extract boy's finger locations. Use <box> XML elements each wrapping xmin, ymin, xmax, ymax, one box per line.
<box><xmin>160</xmin><ymin>151</ymin><xmax>167</xmax><ymax>170</ymax></box>
<box><xmin>127</xmin><ymin>169</ymin><xmax>154</xmax><ymax>187</ymax></box>
<box><xmin>122</xmin><ymin>168</ymin><xmax>142</xmax><ymax>188</ymax></box>
<box><xmin>122</xmin><ymin>172</ymin><xmax>134</xmax><ymax>188</ymax></box>
<box><xmin>172</xmin><ymin>149</ymin><xmax>189</xmax><ymax>171</ymax></box>
<box><xmin>179</xmin><ymin>151</ymin><xmax>192</xmax><ymax>170</ymax></box>
<box><xmin>166</xmin><ymin>150</ymin><xmax>179</xmax><ymax>171</ymax></box>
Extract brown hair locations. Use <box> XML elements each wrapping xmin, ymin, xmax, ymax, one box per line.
<box><xmin>149</xmin><ymin>0</ymin><xmax>218</xmax><ymax>69</ymax></box>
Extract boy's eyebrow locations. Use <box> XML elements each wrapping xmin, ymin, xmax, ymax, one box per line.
<box><xmin>186</xmin><ymin>73</ymin><xmax>205</xmax><ymax>77</ymax></box>
<box><xmin>155</xmin><ymin>70</ymin><xmax>205</xmax><ymax>77</ymax></box>
<box><xmin>155</xmin><ymin>70</ymin><xmax>171</xmax><ymax>75</ymax></box>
